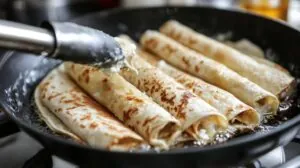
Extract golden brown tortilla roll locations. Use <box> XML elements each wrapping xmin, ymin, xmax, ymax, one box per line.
<box><xmin>37</xmin><ymin>65</ymin><xmax>145</xmax><ymax>151</ymax></box>
<box><xmin>65</xmin><ymin>62</ymin><xmax>182</xmax><ymax>149</ymax></box>
<box><xmin>160</xmin><ymin>20</ymin><xmax>294</xmax><ymax>98</ymax></box>
<box><xmin>135</xmin><ymin>48</ymin><xmax>260</xmax><ymax>127</ymax></box>
<box><xmin>120</xmin><ymin>54</ymin><xmax>228</xmax><ymax>141</ymax></box>
<box><xmin>140</xmin><ymin>30</ymin><xmax>279</xmax><ymax>115</ymax></box>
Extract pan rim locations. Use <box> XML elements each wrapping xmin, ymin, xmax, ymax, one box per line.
<box><xmin>1</xmin><ymin>6</ymin><xmax>300</xmax><ymax>156</ymax></box>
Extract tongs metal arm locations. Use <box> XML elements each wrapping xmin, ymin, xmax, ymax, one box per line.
<box><xmin>0</xmin><ymin>20</ymin><xmax>124</xmax><ymax>66</ymax></box>
<box><xmin>0</xmin><ymin>20</ymin><xmax>55</xmax><ymax>55</ymax></box>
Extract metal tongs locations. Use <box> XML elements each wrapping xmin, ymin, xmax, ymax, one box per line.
<box><xmin>0</xmin><ymin>20</ymin><xmax>124</xmax><ymax>67</ymax></box>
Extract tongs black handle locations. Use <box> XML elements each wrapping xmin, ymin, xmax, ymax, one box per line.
<box><xmin>0</xmin><ymin>20</ymin><xmax>124</xmax><ymax>66</ymax></box>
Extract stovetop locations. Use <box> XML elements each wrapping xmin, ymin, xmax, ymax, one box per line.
<box><xmin>0</xmin><ymin>132</ymin><xmax>299</xmax><ymax>168</ymax></box>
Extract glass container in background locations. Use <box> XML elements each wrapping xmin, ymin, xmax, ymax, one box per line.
<box><xmin>240</xmin><ymin>0</ymin><xmax>290</xmax><ymax>20</ymax></box>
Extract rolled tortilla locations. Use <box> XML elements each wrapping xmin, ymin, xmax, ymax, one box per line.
<box><xmin>160</xmin><ymin>20</ymin><xmax>294</xmax><ymax>98</ymax></box>
<box><xmin>157</xmin><ymin>61</ymin><xmax>260</xmax><ymax>126</ymax></box>
<box><xmin>120</xmin><ymin>53</ymin><xmax>227</xmax><ymax>141</ymax></box>
<box><xmin>35</xmin><ymin>87</ymin><xmax>83</xmax><ymax>143</ymax></box>
<box><xmin>37</xmin><ymin>65</ymin><xmax>145</xmax><ymax>151</ymax></box>
<box><xmin>64</xmin><ymin>62</ymin><xmax>181</xmax><ymax>149</ymax></box>
<box><xmin>224</xmin><ymin>39</ymin><xmax>290</xmax><ymax>75</ymax></box>
<box><xmin>136</xmin><ymin>49</ymin><xmax>260</xmax><ymax>126</ymax></box>
<box><xmin>140</xmin><ymin>30</ymin><xmax>279</xmax><ymax>115</ymax></box>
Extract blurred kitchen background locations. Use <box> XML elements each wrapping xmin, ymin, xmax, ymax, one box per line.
<box><xmin>0</xmin><ymin>0</ymin><xmax>299</xmax><ymax>30</ymax></box>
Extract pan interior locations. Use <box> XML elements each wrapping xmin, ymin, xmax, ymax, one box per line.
<box><xmin>1</xmin><ymin>7</ymin><xmax>300</xmax><ymax>152</ymax></box>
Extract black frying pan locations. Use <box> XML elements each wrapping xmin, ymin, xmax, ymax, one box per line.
<box><xmin>1</xmin><ymin>6</ymin><xmax>300</xmax><ymax>168</ymax></box>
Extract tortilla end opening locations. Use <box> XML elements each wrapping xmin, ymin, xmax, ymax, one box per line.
<box><xmin>109</xmin><ymin>137</ymin><xmax>145</xmax><ymax>151</ymax></box>
<box><xmin>231</xmin><ymin>109</ymin><xmax>260</xmax><ymax>127</ymax></box>
<box><xmin>278</xmin><ymin>79</ymin><xmax>296</xmax><ymax>100</ymax></box>
<box><xmin>186</xmin><ymin>115</ymin><xmax>228</xmax><ymax>140</ymax></box>
<box><xmin>256</xmin><ymin>95</ymin><xmax>279</xmax><ymax>115</ymax></box>
<box><xmin>198</xmin><ymin>115</ymin><xmax>228</xmax><ymax>132</ymax></box>
<box><xmin>158</xmin><ymin>122</ymin><xmax>181</xmax><ymax>141</ymax></box>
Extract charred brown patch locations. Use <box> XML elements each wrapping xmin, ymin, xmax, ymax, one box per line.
<box><xmin>188</xmin><ymin>38</ymin><xmax>197</xmax><ymax>45</ymax></box>
<box><xmin>160</xmin><ymin>90</ymin><xmax>176</xmax><ymax>106</ymax></box>
<box><xmin>78</xmin><ymin>75</ymin><xmax>82</xmax><ymax>82</ymax></box>
<box><xmin>73</xmin><ymin>102</ymin><xmax>84</xmax><ymax>107</ymax></box>
<box><xmin>123</xmin><ymin>108</ymin><xmax>138</xmax><ymax>122</ymax></box>
<box><xmin>80</xmin><ymin>113</ymin><xmax>91</xmax><ymax>121</ymax></box>
<box><xmin>168</xmin><ymin>29</ymin><xmax>175</xmax><ymax>37</ymax></box>
<box><xmin>214</xmin><ymin>50</ymin><xmax>225</xmax><ymax>62</ymax></box>
<box><xmin>185</xmin><ymin>81</ymin><xmax>196</xmax><ymax>89</ymax></box>
<box><xmin>125</xmin><ymin>95</ymin><xmax>144</xmax><ymax>103</ymax></box>
<box><xmin>66</xmin><ymin>106</ymin><xmax>77</xmax><ymax>110</ymax></box>
<box><xmin>145</xmin><ymin>39</ymin><xmax>158</xmax><ymax>48</ymax></box>
<box><xmin>41</xmin><ymin>93</ymin><xmax>46</xmax><ymax>99</ymax></box>
<box><xmin>143</xmin><ymin>116</ymin><xmax>158</xmax><ymax>127</ymax></box>
<box><xmin>47</xmin><ymin>92</ymin><xmax>62</xmax><ymax>101</ymax></box>
<box><xmin>163</xmin><ymin>44</ymin><xmax>176</xmax><ymax>54</ymax></box>
<box><xmin>174</xmin><ymin>32</ymin><xmax>182</xmax><ymax>39</ymax></box>
<box><xmin>182</xmin><ymin>57</ymin><xmax>190</xmax><ymax>66</ymax></box>
<box><xmin>89</xmin><ymin>122</ymin><xmax>98</xmax><ymax>129</ymax></box>
<box><xmin>102</xmin><ymin>78</ymin><xmax>108</xmax><ymax>83</ymax></box>
<box><xmin>62</xmin><ymin>100</ymin><xmax>74</xmax><ymax>104</ymax></box>
<box><xmin>195</xmin><ymin>65</ymin><xmax>200</xmax><ymax>73</ymax></box>
<box><xmin>80</xmin><ymin>124</ymin><xmax>86</xmax><ymax>128</ymax></box>
<box><xmin>146</xmin><ymin>126</ymin><xmax>151</xmax><ymax>138</ymax></box>
<box><xmin>176</xmin><ymin>92</ymin><xmax>195</xmax><ymax>120</ymax></box>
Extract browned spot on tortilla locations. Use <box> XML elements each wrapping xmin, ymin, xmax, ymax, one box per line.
<box><xmin>174</xmin><ymin>32</ymin><xmax>182</xmax><ymax>39</ymax></box>
<box><xmin>78</xmin><ymin>75</ymin><xmax>82</xmax><ymax>82</ymax></box>
<box><xmin>176</xmin><ymin>92</ymin><xmax>195</xmax><ymax>120</ymax></box>
<box><xmin>47</xmin><ymin>92</ymin><xmax>62</xmax><ymax>101</ymax></box>
<box><xmin>160</xmin><ymin>90</ymin><xmax>176</xmax><ymax>106</ymax></box>
<box><xmin>145</xmin><ymin>39</ymin><xmax>158</xmax><ymax>48</ymax></box>
<box><xmin>168</xmin><ymin>29</ymin><xmax>175</xmax><ymax>37</ymax></box>
<box><xmin>41</xmin><ymin>93</ymin><xmax>46</xmax><ymax>99</ymax></box>
<box><xmin>185</xmin><ymin>81</ymin><xmax>196</xmax><ymax>89</ymax></box>
<box><xmin>214</xmin><ymin>50</ymin><xmax>225</xmax><ymax>62</ymax></box>
<box><xmin>80</xmin><ymin>113</ymin><xmax>91</xmax><ymax>121</ymax></box>
<box><xmin>146</xmin><ymin>126</ymin><xmax>151</xmax><ymax>138</ymax></box>
<box><xmin>81</xmin><ymin>69</ymin><xmax>90</xmax><ymax>83</ymax></box>
<box><xmin>225</xmin><ymin>108</ymin><xmax>233</xmax><ymax>117</ymax></box>
<box><xmin>102</xmin><ymin>78</ymin><xmax>108</xmax><ymax>83</ymax></box>
<box><xmin>66</xmin><ymin>106</ymin><xmax>77</xmax><ymax>110</ymax></box>
<box><xmin>188</xmin><ymin>38</ymin><xmax>197</xmax><ymax>45</ymax></box>
<box><xmin>126</xmin><ymin>95</ymin><xmax>144</xmax><ymax>103</ymax></box>
<box><xmin>182</xmin><ymin>57</ymin><xmax>190</xmax><ymax>66</ymax></box>
<box><xmin>123</xmin><ymin>108</ymin><xmax>138</xmax><ymax>122</ymax></box>
<box><xmin>163</xmin><ymin>44</ymin><xmax>176</xmax><ymax>54</ymax></box>
<box><xmin>89</xmin><ymin>122</ymin><xmax>98</xmax><ymax>129</ymax></box>
<box><xmin>80</xmin><ymin>124</ymin><xmax>86</xmax><ymax>128</ymax></box>
<box><xmin>80</xmin><ymin>95</ymin><xmax>115</xmax><ymax>119</ymax></box>
<box><xmin>195</xmin><ymin>65</ymin><xmax>200</xmax><ymax>73</ymax></box>
<box><xmin>63</xmin><ymin>100</ymin><xmax>74</xmax><ymax>104</ymax></box>
<box><xmin>73</xmin><ymin>102</ymin><xmax>84</xmax><ymax>107</ymax></box>
<box><xmin>143</xmin><ymin>116</ymin><xmax>158</xmax><ymax>127</ymax></box>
